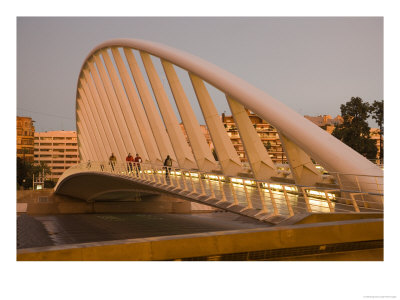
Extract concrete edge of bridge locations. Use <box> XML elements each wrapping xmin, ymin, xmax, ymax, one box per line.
<box><xmin>17</xmin><ymin>218</ymin><xmax>383</xmax><ymax>261</ymax></box>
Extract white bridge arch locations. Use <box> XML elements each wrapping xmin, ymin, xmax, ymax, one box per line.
<box><xmin>72</xmin><ymin>38</ymin><xmax>382</xmax><ymax>194</ymax></box>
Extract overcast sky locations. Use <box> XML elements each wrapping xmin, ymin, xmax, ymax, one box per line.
<box><xmin>17</xmin><ymin>17</ymin><xmax>383</xmax><ymax>131</ymax></box>
<box><xmin>7</xmin><ymin>7</ymin><xmax>399</xmax><ymax>299</ymax></box>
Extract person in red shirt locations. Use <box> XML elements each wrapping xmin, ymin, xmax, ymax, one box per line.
<box><xmin>134</xmin><ymin>153</ymin><xmax>142</xmax><ymax>175</ymax></box>
<box><xmin>126</xmin><ymin>153</ymin><xmax>134</xmax><ymax>173</ymax></box>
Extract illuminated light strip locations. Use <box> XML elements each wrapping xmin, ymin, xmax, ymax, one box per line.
<box><xmin>308</xmin><ymin>190</ymin><xmax>336</xmax><ymax>199</ymax></box>
<box><xmin>284</xmin><ymin>186</ymin><xmax>297</xmax><ymax>192</ymax></box>
<box><xmin>260</xmin><ymin>183</ymin><xmax>297</xmax><ymax>192</ymax></box>
<box><xmin>269</xmin><ymin>184</ymin><xmax>283</xmax><ymax>190</ymax></box>
<box><xmin>207</xmin><ymin>174</ymin><xmax>225</xmax><ymax>181</ymax></box>
<box><xmin>231</xmin><ymin>178</ymin><xmax>243</xmax><ymax>184</ymax></box>
<box><xmin>171</xmin><ymin>171</ymin><xmax>182</xmax><ymax>176</ymax></box>
<box><xmin>244</xmin><ymin>180</ymin><xmax>255</xmax><ymax>186</ymax></box>
<box><xmin>308</xmin><ymin>199</ymin><xmax>331</xmax><ymax>208</ymax></box>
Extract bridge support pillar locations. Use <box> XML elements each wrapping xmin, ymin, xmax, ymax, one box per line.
<box><xmin>162</xmin><ymin>60</ymin><xmax>218</xmax><ymax>172</ymax></box>
<box><xmin>279</xmin><ymin>133</ymin><xmax>322</xmax><ymax>186</ymax></box>
<box><xmin>190</xmin><ymin>73</ymin><xmax>243</xmax><ymax>176</ymax></box>
<box><xmin>227</xmin><ymin>96</ymin><xmax>277</xmax><ymax>180</ymax></box>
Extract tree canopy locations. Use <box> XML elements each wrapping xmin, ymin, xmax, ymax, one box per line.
<box><xmin>332</xmin><ymin>97</ymin><xmax>377</xmax><ymax>159</ymax></box>
<box><xmin>370</xmin><ymin>100</ymin><xmax>384</xmax><ymax>160</ymax></box>
<box><xmin>17</xmin><ymin>158</ymin><xmax>52</xmax><ymax>189</ymax></box>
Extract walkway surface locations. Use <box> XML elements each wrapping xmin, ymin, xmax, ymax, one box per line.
<box><xmin>17</xmin><ymin>212</ymin><xmax>269</xmax><ymax>249</ymax></box>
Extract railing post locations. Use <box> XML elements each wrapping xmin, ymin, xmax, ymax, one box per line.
<box><xmin>168</xmin><ymin>169</ymin><xmax>175</xmax><ymax>187</ymax></box>
<box><xmin>243</xmin><ymin>184</ymin><xmax>253</xmax><ymax>209</ymax></box>
<box><xmin>335</xmin><ymin>173</ymin><xmax>343</xmax><ymax>189</ymax></box>
<box><xmin>189</xmin><ymin>172</ymin><xmax>197</xmax><ymax>193</ymax></box>
<box><xmin>283</xmin><ymin>185</ymin><xmax>294</xmax><ymax>216</ymax></box>
<box><xmin>374</xmin><ymin>176</ymin><xmax>382</xmax><ymax>194</ymax></box>
<box><xmin>198</xmin><ymin>173</ymin><xmax>206</xmax><ymax>196</ymax></box>
<box><xmin>354</xmin><ymin>175</ymin><xmax>367</xmax><ymax>206</ymax></box>
<box><xmin>162</xmin><ymin>169</ymin><xmax>167</xmax><ymax>185</ymax></box>
<box><xmin>300</xmin><ymin>187</ymin><xmax>312</xmax><ymax>213</ymax></box>
<box><xmin>355</xmin><ymin>175</ymin><xmax>362</xmax><ymax>192</ymax></box>
<box><xmin>257</xmin><ymin>182</ymin><xmax>268</xmax><ymax>213</ymax></box>
<box><xmin>218</xmin><ymin>177</ymin><xmax>227</xmax><ymax>202</ymax></box>
<box><xmin>230</xmin><ymin>182</ymin><xmax>239</xmax><ymax>205</ymax></box>
<box><xmin>173</xmin><ymin>169</ymin><xmax>181</xmax><ymax>189</ymax></box>
<box><xmin>208</xmin><ymin>176</ymin><xmax>216</xmax><ymax>199</ymax></box>
<box><xmin>266</xmin><ymin>183</ymin><xmax>279</xmax><ymax>216</ymax></box>
<box><xmin>323</xmin><ymin>190</ymin><xmax>334</xmax><ymax>212</ymax></box>
<box><xmin>137</xmin><ymin>166</ymin><xmax>142</xmax><ymax>179</ymax></box>
<box><xmin>155</xmin><ymin>169</ymin><xmax>161</xmax><ymax>184</ymax></box>
<box><xmin>136</xmin><ymin>166</ymin><xmax>140</xmax><ymax>178</ymax></box>
<box><xmin>350</xmin><ymin>193</ymin><xmax>361</xmax><ymax>212</ymax></box>
<box><xmin>182</xmin><ymin>171</ymin><xmax>189</xmax><ymax>191</ymax></box>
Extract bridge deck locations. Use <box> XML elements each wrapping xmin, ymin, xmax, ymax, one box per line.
<box><xmin>55</xmin><ymin>162</ymin><xmax>383</xmax><ymax>224</ymax></box>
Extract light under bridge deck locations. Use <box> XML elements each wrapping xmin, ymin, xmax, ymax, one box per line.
<box><xmin>55</xmin><ymin>162</ymin><xmax>384</xmax><ymax>224</ymax></box>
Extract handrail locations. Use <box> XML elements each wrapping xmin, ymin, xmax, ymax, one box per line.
<box><xmin>57</xmin><ymin>162</ymin><xmax>384</xmax><ymax>218</ymax></box>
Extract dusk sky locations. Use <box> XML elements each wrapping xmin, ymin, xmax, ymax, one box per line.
<box><xmin>17</xmin><ymin>17</ymin><xmax>383</xmax><ymax>132</ymax></box>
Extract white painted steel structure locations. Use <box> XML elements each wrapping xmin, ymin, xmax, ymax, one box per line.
<box><xmin>55</xmin><ymin>161</ymin><xmax>383</xmax><ymax>223</ymax></box>
<box><xmin>75</xmin><ymin>38</ymin><xmax>383</xmax><ymax>195</ymax></box>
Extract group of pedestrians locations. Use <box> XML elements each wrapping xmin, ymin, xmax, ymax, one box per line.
<box><xmin>107</xmin><ymin>152</ymin><xmax>173</xmax><ymax>178</ymax></box>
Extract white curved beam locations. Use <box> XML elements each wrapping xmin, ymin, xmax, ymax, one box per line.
<box><xmin>161</xmin><ymin>60</ymin><xmax>217</xmax><ymax>172</ymax></box>
<box><xmin>82</xmin><ymin>68</ymin><xmax>121</xmax><ymax>160</ymax></box>
<box><xmin>77</xmin><ymin>38</ymin><xmax>381</xmax><ymax>179</ymax></box>
<box><xmin>123</xmin><ymin>48</ymin><xmax>177</xmax><ymax>166</ymax></box>
<box><xmin>80</xmin><ymin>75</ymin><xmax>113</xmax><ymax>157</ymax></box>
<box><xmin>190</xmin><ymin>73</ymin><xmax>243</xmax><ymax>176</ymax></box>
<box><xmin>227</xmin><ymin>96</ymin><xmax>277</xmax><ymax>180</ymax></box>
<box><xmin>111</xmin><ymin>47</ymin><xmax>162</xmax><ymax>166</ymax></box>
<box><xmin>101</xmin><ymin>49</ymin><xmax>149</xmax><ymax>163</ymax></box>
<box><xmin>87</xmin><ymin>59</ymin><xmax>127</xmax><ymax>161</ymax></box>
<box><xmin>140</xmin><ymin>51</ymin><xmax>196</xmax><ymax>169</ymax></box>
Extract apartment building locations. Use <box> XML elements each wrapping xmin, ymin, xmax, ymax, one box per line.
<box><xmin>34</xmin><ymin>131</ymin><xmax>80</xmax><ymax>181</ymax></box>
<box><xmin>221</xmin><ymin>111</ymin><xmax>286</xmax><ymax>164</ymax></box>
<box><xmin>304</xmin><ymin>114</ymin><xmax>343</xmax><ymax>134</ymax></box>
<box><xmin>17</xmin><ymin>116</ymin><xmax>35</xmax><ymax>163</ymax></box>
<box><xmin>179</xmin><ymin>124</ymin><xmax>213</xmax><ymax>150</ymax></box>
<box><xmin>305</xmin><ymin>114</ymin><xmax>382</xmax><ymax>162</ymax></box>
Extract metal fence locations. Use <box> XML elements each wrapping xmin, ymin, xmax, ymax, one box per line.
<box><xmin>62</xmin><ymin>161</ymin><xmax>384</xmax><ymax>218</ymax></box>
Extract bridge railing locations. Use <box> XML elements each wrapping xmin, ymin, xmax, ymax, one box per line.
<box><xmin>64</xmin><ymin>161</ymin><xmax>384</xmax><ymax>218</ymax></box>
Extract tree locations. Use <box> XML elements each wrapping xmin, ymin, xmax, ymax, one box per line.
<box><xmin>370</xmin><ymin>100</ymin><xmax>384</xmax><ymax>161</ymax></box>
<box><xmin>332</xmin><ymin>97</ymin><xmax>377</xmax><ymax>159</ymax></box>
<box><xmin>31</xmin><ymin>161</ymin><xmax>51</xmax><ymax>178</ymax></box>
<box><xmin>16</xmin><ymin>158</ymin><xmax>51</xmax><ymax>189</ymax></box>
<box><xmin>17</xmin><ymin>157</ymin><xmax>29</xmax><ymax>187</ymax></box>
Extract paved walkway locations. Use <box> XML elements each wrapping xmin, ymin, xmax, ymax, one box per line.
<box><xmin>17</xmin><ymin>212</ymin><xmax>269</xmax><ymax>249</ymax></box>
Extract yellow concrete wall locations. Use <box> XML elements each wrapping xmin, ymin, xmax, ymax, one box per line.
<box><xmin>17</xmin><ymin>219</ymin><xmax>383</xmax><ymax>261</ymax></box>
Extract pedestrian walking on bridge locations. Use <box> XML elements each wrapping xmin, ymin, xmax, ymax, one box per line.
<box><xmin>109</xmin><ymin>153</ymin><xmax>116</xmax><ymax>171</ymax></box>
<box><xmin>164</xmin><ymin>155</ymin><xmax>172</xmax><ymax>178</ymax></box>
<box><xmin>134</xmin><ymin>153</ymin><xmax>142</xmax><ymax>176</ymax></box>
<box><xmin>126</xmin><ymin>153</ymin><xmax>134</xmax><ymax>173</ymax></box>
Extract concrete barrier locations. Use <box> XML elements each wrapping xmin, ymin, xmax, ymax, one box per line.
<box><xmin>17</xmin><ymin>218</ymin><xmax>383</xmax><ymax>261</ymax></box>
